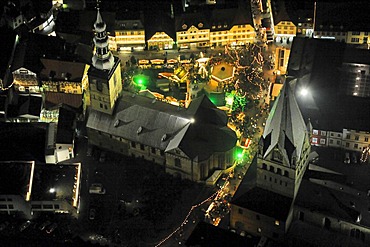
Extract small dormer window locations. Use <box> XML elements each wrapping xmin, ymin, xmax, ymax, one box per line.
<box><xmin>198</xmin><ymin>23</ymin><xmax>203</xmax><ymax>28</ymax></box>
<box><xmin>182</xmin><ymin>24</ymin><xmax>187</xmax><ymax>30</ymax></box>
<box><xmin>161</xmin><ymin>134</ymin><xmax>167</xmax><ymax>142</ymax></box>
<box><xmin>114</xmin><ymin>119</ymin><xmax>120</xmax><ymax>127</ymax></box>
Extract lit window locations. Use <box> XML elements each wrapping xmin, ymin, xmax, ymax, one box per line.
<box><xmin>275</xmin><ymin>220</ymin><xmax>280</xmax><ymax>226</ymax></box>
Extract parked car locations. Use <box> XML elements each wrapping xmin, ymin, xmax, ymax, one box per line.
<box><xmin>99</xmin><ymin>151</ymin><xmax>107</xmax><ymax>163</ymax></box>
<box><xmin>0</xmin><ymin>221</ymin><xmax>9</xmax><ymax>231</ymax></box>
<box><xmin>87</xmin><ymin>146</ymin><xmax>93</xmax><ymax>157</ymax></box>
<box><xmin>39</xmin><ymin>220</ymin><xmax>51</xmax><ymax>231</ymax></box>
<box><xmin>89</xmin><ymin>183</ymin><xmax>106</xmax><ymax>194</ymax></box>
<box><xmin>19</xmin><ymin>220</ymin><xmax>31</xmax><ymax>232</ymax></box>
<box><xmin>89</xmin><ymin>208</ymin><xmax>96</xmax><ymax>220</ymax></box>
<box><xmin>344</xmin><ymin>152</ymin><xmax>350</xmax><ymax>164</ymax></box>
<box><xmin>46</xmin><ymin>223</ymin><xmax>58</xmax><ymax>234</ymax></box>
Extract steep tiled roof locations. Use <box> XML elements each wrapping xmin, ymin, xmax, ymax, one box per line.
<box><xmin>288</xmin><ymin>37</ymin><xmax>370</xmax><ymax>132</ymax></box>
<box><xmin>86</xmin><ymin>92</ymin><xmax>236</xmax><ymax>161</ymax></box>
<box><xmin>175</xmin><ymin>12</ymin><xmax>210</xmax><ymax>31</ymax></box>
<box><xmin>271</xmin><ymin>0</ymin><xmax>293</xmax><ymax>24</ymax></box>
<box><xmin>262</xmin><ymin>80</ymin><xmax>308</xmax><ymax>164</ymax></box>
<box><xmin>315</xmin><ymin>1</ymin><xmax>370</xmax><ymax>32</ymax></box>
<box><xmin>40</xmin><ymin>58</ymin><xmax>86</xmax><ymax>82</ymax></box>
<box><xmin>145</xmin><ymin>12</ymin><xmax>175</xmax><ymax>40</ymax></box>
<box><xmin>11</xmin><ymin>33</ymin><xmax>66</xmax><ymax>73</ymax></box>
<box><xmin>232</xmin><ymin>186</ymin><xmax>293</xmax><ymax>221</ymax></box>
<box><xmin>44</xmin><ymin>92</ymin><xmax>83</xmax><ymax>110</ymax></box>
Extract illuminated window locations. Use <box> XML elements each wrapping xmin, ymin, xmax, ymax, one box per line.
<box><xmin>275</xmin><ymin>220</ymin><xmax>280</xmax><ymax>226</ymax></box>
<box><xmin>257</xmin><ymin>227</ymin><xmax>262</xmax><ymax>233</ymax></box>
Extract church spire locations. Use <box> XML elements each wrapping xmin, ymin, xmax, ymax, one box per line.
<box><xmin>261</xmin><ymin>78</ymin><xmax>308</xmax><ymax>165</ymax></box>
<box><xmin>91</xmin><ymin>1</ymin><xmax>114</xmax><ymax>71</ymax></box>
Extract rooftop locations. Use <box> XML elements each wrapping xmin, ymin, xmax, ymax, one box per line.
<box><xmin>86</xmin><ymin>92</ymin><xmax>236</xmax><ymax>162</ymax></box>
<box><xmin>288</xmin><ymin>37</ymin><xmax>370</xmax><ymax>132</ymax></box>
<box><xmin>296</xmin><ymin>146</ymin><xmax>370</xmax><ymax>227</ymax></box>
<box><xmin>232</xmin><ymin>186</ymin><xmax>293</xmax><ymax>221</ymax></box>
<box><xmin>186</xmin><ymin>221</ymin><xmax>260</xmax><ymax>246</ymax></box>
<box><xmin>31</xmin><ymin>163</ymin><xmax>79</xmax><ymax>202</ymax></box>
<box><xmin>0</xmin><ymin>161</ymin><xmax>32</xmax><ymax>198</ymax></box>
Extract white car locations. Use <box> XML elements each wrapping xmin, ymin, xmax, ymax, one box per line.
<box><xmin>19</xmin><ymin>220</ymin><xmax>31</xmax><ymax>232</ymax></box>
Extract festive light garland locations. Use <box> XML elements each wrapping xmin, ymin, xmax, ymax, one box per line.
<box><xmin>155</xmin><ymin>166</ymin><xmax>237</xmax><ymax>247</ymax></box>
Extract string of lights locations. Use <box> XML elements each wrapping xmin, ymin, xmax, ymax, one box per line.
<box><xmin>154</xmin><ymin>166</ymin><xmax>237</xmax><ymax>247</ymax></box>
<box><xmin>154</xmin><ymin>190</ymin><xmax>220</xmax><ymax>247</ymax></box>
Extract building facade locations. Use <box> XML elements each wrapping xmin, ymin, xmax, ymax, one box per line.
<box><xmin>230</xmin><ymin>80</ymin><xmax>311</xmax><ymax>241</ymax></box>
<box><xmin>86</xmin><ymin>92</ymin><xmax>237</xmax><ymax>182</ymax></box>
<box><xmin>113</xmin><ymin>19</ymin><xmax>146</xmax><ymax>51</ymax></box>
<box><xmin>88</xmin><ymin>9</ymin><xmax>122</xmax><ymax>115</ymax></box>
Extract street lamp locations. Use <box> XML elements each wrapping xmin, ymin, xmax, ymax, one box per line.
<box><xmin>300</xmin><ymin>88</ymin><xmax>309</xmax><ymax>96</ymax></box>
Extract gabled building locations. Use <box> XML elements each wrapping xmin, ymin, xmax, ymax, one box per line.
<box><xmin>5</xmin><ymin>90</ymin><xmax>42</xmax><ymax>122</ymax></box>
<box><xmin>45</xmin><ymin>107</ymin><xmax>76</xmax><ymax>164</ymax></box>
<box><xmin>145</xmin><ymin>13</ymin><xmax>175</xmax><ymax>51</ymax></box>
<box><xmin>271</xmin><ymin>0</ymin><xmax>296</xmax><ymax>44</ymax></box>
<box><xmin>313</xmin><ymin>1</ymin><xmax>370</xmax><ymax>48</ymax></box>
<box><xmin>209</xmin><ymin>7</ymin><xmax>255</xmax><ymax>47</ymax></box>
<box><xmin>40</xmin><ymin>58</ymin><xmax>86</xmax><ymax>95</ymax></box>
<box><xmin>113</xmin><ymin>18</ymin><xmax>146</xmax><ymax>51</ymax></box>
<box><xmin>230</xmin><ymin>80</ymin><xmax>311</xmax><ymax>242</ymax></box>
<box><xmin>175</xmin><ymin>12</ymin><xmax>210</xmax><ymax>49</ymax></box>
<box><xmin>86</xmin><ymin>91</ymin><xmax>237</xmax><ymax>182</ymax></box>
<box><xmin>3</xmin><ymin>0</ymin><xmax>55</xmax><ymax>35</ymax></box>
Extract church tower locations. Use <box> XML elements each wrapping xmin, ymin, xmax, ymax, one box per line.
<box><xmin>88</xmin><ymin>5</ymin><xmax>122</xmax><ymax>115</ymax></box>
<box><xmin>257</xmin><ymin>77</ymin><xmax>311</xmax><ymax>199</ymax></box>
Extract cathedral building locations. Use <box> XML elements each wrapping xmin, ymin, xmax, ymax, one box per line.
<box><xmin>230</xmin><ymin>78</ymin><xmax>311</xmax><ymax>241</ymax></box>
<box><xmin>86</xmin><ymin>8</ymin><xmax>237</xmax><ymax>182</ymax></box>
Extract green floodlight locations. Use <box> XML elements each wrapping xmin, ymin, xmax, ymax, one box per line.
<box><xmin>237</xmin><ymin>152</ymin><xmax>243</xmax><ymax>159</ymax></box>
<box><xmin>133</xmin><ymin>75</ymin><xmax>149</xmax><ymax>89</ymax></box>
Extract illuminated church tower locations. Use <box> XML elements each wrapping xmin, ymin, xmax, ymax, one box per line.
<box><xmin>88</xmin><ymin>5</ymin><xmax>122</xmax><ymax>115</ymax></box>
<box><xmin>257</xmin><ymin>78</ymin><xmax>311</xmax><ymax>199</ymax></box>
